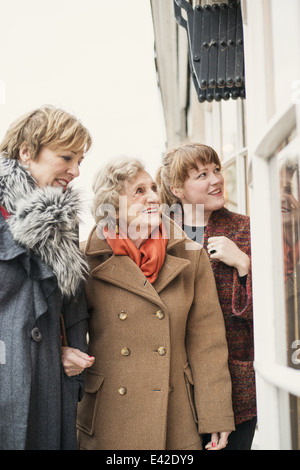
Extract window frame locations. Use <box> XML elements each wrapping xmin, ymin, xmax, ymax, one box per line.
<box><xmin>210</xmin><ymin>98</ymin><xmax>248</xmax><ymax>214</ymax></box>
<box><xmin>251</xmin><ymin>102</ymin><xmax>300</xmax><ymax>449</ymax></box>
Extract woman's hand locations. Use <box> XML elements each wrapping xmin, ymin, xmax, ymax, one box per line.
<box><xmin>62</xmin><ymin>346</ymin><xmax>95</xmax><ymax>377</ymax></box>
<box><xmin>205</xmin><ymin>431</ymin><xmax>231</xmax><ymax>450</ymax></box>
<box><xmin>207</xmin><ymin>236</ymin><xmax>250</xmax><ymax>276</ymax></box>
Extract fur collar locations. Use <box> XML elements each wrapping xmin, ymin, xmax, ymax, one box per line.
<box><xmin>0</xmin><ymin>156</ymin><xmax>88</xmax><ymax>296</ymax></box>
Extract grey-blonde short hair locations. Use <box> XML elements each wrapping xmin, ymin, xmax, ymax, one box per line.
<box><xmin>92</xmin><ymin>156</ymin><xmax>145</xmax><ymax>225</ymax></box>
<box><xmin>0</xmin><ymin>104</ymin><xmax>92</xmax><ymax>160</ymax></box>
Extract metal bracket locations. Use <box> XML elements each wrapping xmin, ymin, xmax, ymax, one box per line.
<box><xmin>174</xmin><ymin>0</ymin><xmax>245</xmax><ymax>102</ymax></box>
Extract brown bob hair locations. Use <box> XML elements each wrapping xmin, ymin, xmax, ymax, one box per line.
<box><xmin>156</xmin><ymin>143</ymin><xmax>221</xmax><ymax>207</ymax></box>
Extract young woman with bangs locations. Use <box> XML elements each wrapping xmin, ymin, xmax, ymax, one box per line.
<box><xmin>157</xmin><ymin>143</ymin><xmax>256</xmax><ymax>450</ymax></box>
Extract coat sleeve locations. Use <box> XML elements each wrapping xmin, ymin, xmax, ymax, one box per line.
<box><xmin>232</xmin><ymin>263</ymin><xmax>252</xmax><ymax>318</ymax></box>
<box><xmin>59</xmin><ymin>284</ymin><xmax>89</xmax><ymax>449</ymax></box>
<box><xmin>205</xmin><ymin>210</ymin><xmax>253</xmax><ymax>319</ymax></box>
<box><xmin>231</xmin><ymin>217</ymin><xmax>253</xmax><ymax>318</ymax></box>
<box><xmin>62</xmin><ymin>283</ymin><xmax>89</xmax><ymax>400</ymax></box>
<box><xmin>186</xmin><ymin>247</ymin><xmax>235</xmax><ymax>435</ymax></box>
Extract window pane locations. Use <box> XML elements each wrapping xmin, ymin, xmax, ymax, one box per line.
<box><xmin>223</xmin><ymin>162</ymin><xmax>237</xmax><ymax>212</ymax></box>
<box><xmin>279</xmin><ymin>148</ymin><xmax>300</xmax><ymax>369</ymax></box>
<box><xmin>278</xmin><ymin>139</ymin><xmax>300</xmax><ymax>449</ymax></box>
<box><xmin>220</xmin><ymin>100</ymin><xmax>238</xmax><ymax>159</ymax></box>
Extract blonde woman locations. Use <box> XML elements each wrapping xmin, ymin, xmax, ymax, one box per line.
<box><xmin>0</xmin><ymin>105</ymin><xmax>94</xmax><ymax>449</ymax></box>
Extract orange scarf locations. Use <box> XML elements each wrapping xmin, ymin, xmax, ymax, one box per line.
<box><xmin>104</xmin><ymin>223</ymin><xmax>168</xmax><ymax>283</ymax></box>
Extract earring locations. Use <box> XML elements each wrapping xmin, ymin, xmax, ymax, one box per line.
<box><xmin>115</xmin><ymin>223</ymin><xmax>119</xmax><ymax>234</ymax></box>
<box><xmin>21</xmin><ymin>160</ymin><xmax>29</xmax><ymax>170</ymax></box>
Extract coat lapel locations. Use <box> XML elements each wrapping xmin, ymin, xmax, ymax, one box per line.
<box><xmin>84</xmin><ymin>218</ymin><xmax>190</xmax><ymax>304</ymax></box>
<box><xmin>152</xmin><ymin>253</ymin><xmax>190</xmax><ymax>294</ymax></box>
<box><xmin>91</xmin><ymin>254</ymin><xmax>165</xmax><ymax>307</ymax></box>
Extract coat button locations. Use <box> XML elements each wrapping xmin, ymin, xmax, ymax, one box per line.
<box><xmin>118</xmin><ymin>311</ymin><xmax>127</xmax><ymax>320</ymax></box>
<box><xmin>156</xmin><ymin>310</ymin><xmax>165</xmax><ymax>319</ymax></box>
<box><xmin>121</xmin><ymin>347</ymin><xmax>130</xmax><ymax>356</ymax></box>
<box><xmin>158</xmin><ymin>347</ymin><xmax>166</xmax><ymax>356</ymax></box>
<box><xmin>31</xmin><ymin>327</ymin><xmax>42</xmax><ymax>342</ymax></box>
<box><xmin>118</xmin><ymin>386</ymin><xmax>127</xmax><ymax>395</ymax></box>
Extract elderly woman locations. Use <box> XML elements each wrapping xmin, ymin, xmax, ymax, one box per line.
<box><xmin>157</xmin><ymin>143</ymin><xmax>256</xmax><ymax>450</ymax></box>
<box><xmin>0</xmin><ymin>105</ymin><xmax>95</xmax><ymax>450</ymax></box>
<box><xmin>77</xmin><ymin>157</ymin><xmax>235</xmax><ymax>451</ymax></box>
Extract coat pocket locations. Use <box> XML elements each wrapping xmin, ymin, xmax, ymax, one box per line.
<box><xmin>183</xmin><ymin>363</ymin><xmax>198</xmax><ymax>424</ymax></box>
<box><xmin>77</xmin><ymin>369</ymin><xmax>105</xmax><ymax>436</ymax></box>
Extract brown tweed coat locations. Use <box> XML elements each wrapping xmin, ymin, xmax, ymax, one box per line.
<box><xmin>77</xmin><ymin>217</ymin><xmax>234</xmax><ymax>450</ymax></box>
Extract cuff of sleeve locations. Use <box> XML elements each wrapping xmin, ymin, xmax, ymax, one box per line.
<box><xmin>198</xmin><ymin>416</ymin><xmax>235</xmax><ymax>435</ymax></box>
<box><xmin>232</xmin><ymin>269</ymin><xmax>252</xmax><ymax>318</ymax></box>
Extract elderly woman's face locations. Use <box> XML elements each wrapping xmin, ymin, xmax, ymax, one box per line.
<box><xmin>119</xmin><ymin>170</ymin><xmax>161</xmax><ymax>239</ymax></box>
<box><xmin>20</xmin><ymin>146</ymin><xmax>84</xmax><ymax>189</ymax></box>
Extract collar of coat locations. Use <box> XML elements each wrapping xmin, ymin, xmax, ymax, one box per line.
<box><xmin>82</xmin><ymin>215</ymin><xmax>193</xmax><ymax>305</ymax></box>
<box><xmin>0</xmin><ymin>155</ymin><xmax>88</xmax><ymax>297</ymax></box>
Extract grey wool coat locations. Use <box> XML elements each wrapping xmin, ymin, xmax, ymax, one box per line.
<box><xmin>77</xmin><ymin>217</ymin><xmax>234</xmax><ymax>450</ymax></box>
<box><xmin>0</xmin><ymin>157</ymin><xmax>89</xmax><ymax>450</ymax></box>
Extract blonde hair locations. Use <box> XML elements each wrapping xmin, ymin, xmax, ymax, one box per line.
<box><xmin>0</xmin><ymin>105</ymin><xmax>92</xmax><ymax>160</ymax></box>
<box><xmin>156</xmin><ymin>143</ymin><xmax>221</xmax><ymax>206</ymax></box>
<box><xmin>92</xmin><ymin>157</ymin><xmax>145</xmax><ymax>224</ymax></box>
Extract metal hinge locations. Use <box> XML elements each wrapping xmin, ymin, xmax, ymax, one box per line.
<box><xmin>174</xmin><ymin>0</ymin><xmax>245</xmax><ymax>102</ymax></box>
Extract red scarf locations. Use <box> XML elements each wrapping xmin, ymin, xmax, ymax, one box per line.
<box><xmin>104</xmin><ymin>223</ymin><xmax>168</xmax><ymax>284</ymax></box>
<box><xmin>0</xmin><ymin>206</ymin><xmax>10</xmax><ymax>220</ymax></box>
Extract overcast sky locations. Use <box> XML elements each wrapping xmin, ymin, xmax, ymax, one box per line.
<box><xmin>0</xmin><ymin>0</ymin><xmax>167</xmax><ymax>238</ymax></box>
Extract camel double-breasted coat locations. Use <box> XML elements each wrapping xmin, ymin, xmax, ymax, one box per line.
<box><xmin>77</xmin><ymin>217</ymin><xmax>234</xmax><ymax>450</ymax></box>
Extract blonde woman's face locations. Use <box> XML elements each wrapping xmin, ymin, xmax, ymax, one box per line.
<box><xmin>20</xmin><ymin>146</ymin><xmax>84</xmax><ymax>189</ymax></box>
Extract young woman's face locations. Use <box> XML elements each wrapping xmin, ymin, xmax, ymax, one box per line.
<box><xmin>119</xmin><ymin>170</ymin><xmax>161</xmax><ymax>239</ymax></box>
<box><xmin>179</xmin><ymin>161</ymin><xmax>225</xmax><ymax>220</ymax></box>
<box><xmin>21</xmin><ymin>146</ymin><xmax>84</xmax><ymax>189</ymax></box>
